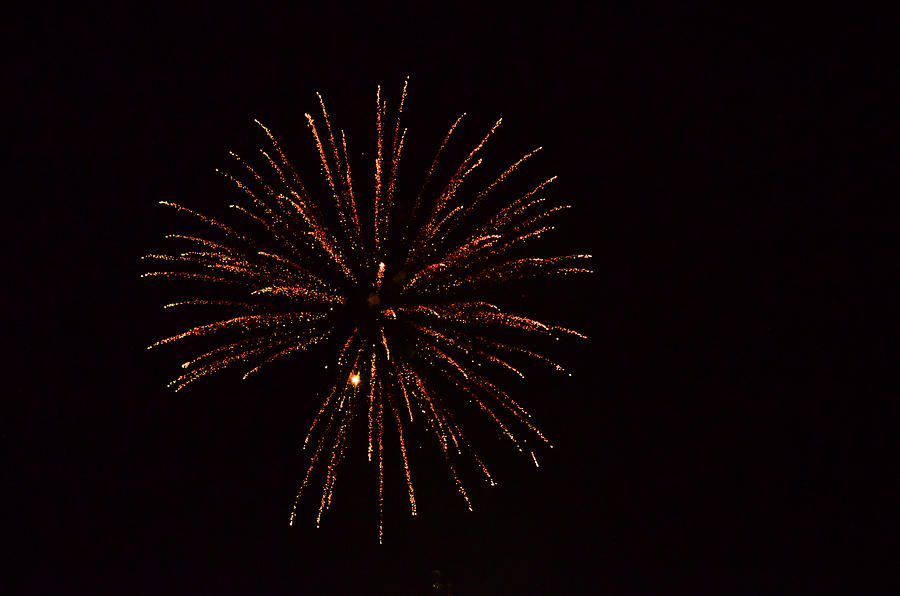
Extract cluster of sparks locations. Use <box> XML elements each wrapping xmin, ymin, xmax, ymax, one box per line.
<box><xmin>144</xmin><ymin>80</ymin><xmax>591</xmax><ymax>542</ymax></box>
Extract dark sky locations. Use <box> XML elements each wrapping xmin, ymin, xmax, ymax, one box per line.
<box><xmin>5</xmin><ymin>4</ymin><xmax>895</xmax><ymax>594</ymax></box>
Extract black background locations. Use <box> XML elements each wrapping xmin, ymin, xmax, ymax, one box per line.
<box><xmin>5</xmin><ymin>4</ymin><xmax>896</xmax><ymax>594</ymax></box>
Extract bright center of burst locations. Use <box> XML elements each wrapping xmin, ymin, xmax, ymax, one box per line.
<box><xmin>350</xmin><ymin>374</ymin><xmax>361</xmax><ymax>386</ymax></box>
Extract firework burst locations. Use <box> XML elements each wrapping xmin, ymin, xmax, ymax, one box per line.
<box><xmin>144</xmin><ymin>79</ymin><xmax>591</xmax><ymax>542</ymax></box>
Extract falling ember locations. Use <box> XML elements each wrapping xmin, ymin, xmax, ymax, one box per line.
<box><xmin>375</xmin><ymin>261</ymin><xmax>386</xmax><ymax>292</ymax></box>
<box><xmin>144</xmin><ymin>79</ymin><xmax>591</xmax><ymax>541</ymax></box>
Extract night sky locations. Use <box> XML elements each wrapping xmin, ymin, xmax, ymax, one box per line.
<box><xmin>5</xmin><ymin>5</ymin><xmax>896</xmax><ymax>594</ymax></box>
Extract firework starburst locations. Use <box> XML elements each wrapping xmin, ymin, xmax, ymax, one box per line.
<box><xmin>144</xmin><ymin>80</ymin><xmax>591</xmax><ymax>542</ymax></box>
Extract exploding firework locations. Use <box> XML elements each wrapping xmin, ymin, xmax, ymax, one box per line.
<box><xmin>144</xmin><ymin>79</ymin><xmax>591</xmax><ymax>542</ymax></box>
